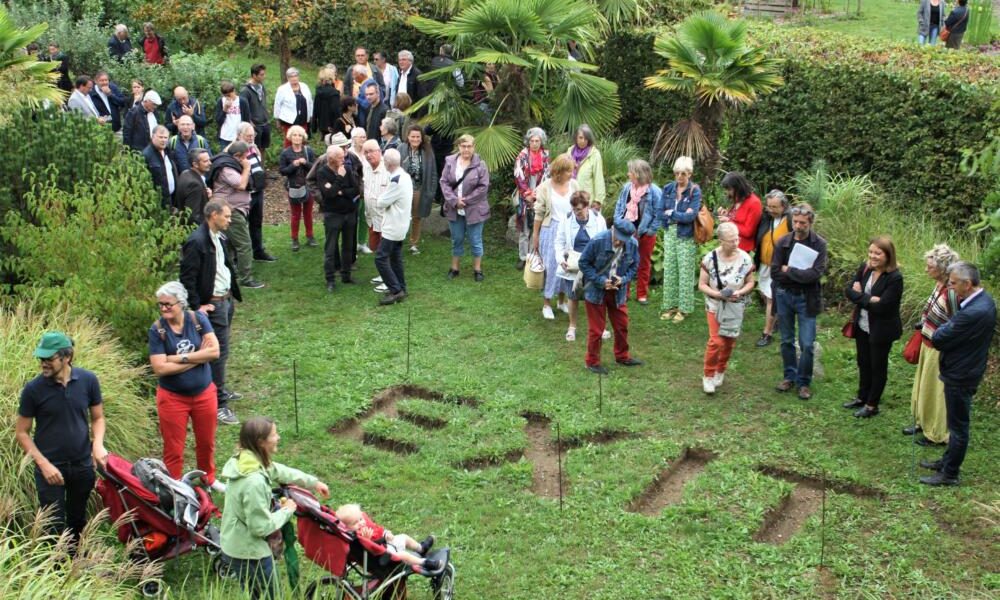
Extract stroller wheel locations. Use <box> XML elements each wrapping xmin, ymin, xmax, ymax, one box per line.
<box><xmin>431</xmin><ymin>564</ymin><xmax>455</xmax><ymax>600</ymax></box>
<box><xmin>212</xmin><ymin>554</ymin><xmax>236</xmax><ymax>580</ymax></box>
<box><xmin>305</xmin><ymin>576</ymin><xmax>354</xmax><ymax>599</ymax></box>
<box><xmin>140</xmin><ymin>579</ymin><xmax>163</xmax><ymax>598</ymax></box>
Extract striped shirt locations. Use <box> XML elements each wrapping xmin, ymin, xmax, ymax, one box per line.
<box><xmin>920</xmin><ymin>282</ymin><xmax>957</xmax><ymax>341</ymax></box>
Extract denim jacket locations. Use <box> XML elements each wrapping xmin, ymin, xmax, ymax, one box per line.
<box><xmin>661</xmin><ymin>182</ymin><xmax>702</xmax><ymax>239</ymax></box>
<box><xmin>579</xmin><ymin>230</ymin><xmax>639</xmax><ymax>306</ymax></box>
<box><xmin>614</xmin><ymin>183</ymin><xmax>663</xmax><ymax>237</ymax></box>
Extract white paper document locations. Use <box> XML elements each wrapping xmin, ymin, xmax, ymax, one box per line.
<box><xmin>788</xmin><ymin>243</ymin><xmax>819</xmax><ymax>270</ymax></box>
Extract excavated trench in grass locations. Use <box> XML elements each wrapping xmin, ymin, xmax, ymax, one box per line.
<box><xmin>627</xmin><ymin>448</ymin><xmax>719</xmax><ymax>515</ymax></box>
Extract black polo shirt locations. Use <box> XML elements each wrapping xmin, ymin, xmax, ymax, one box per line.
<box><xmin>18</xmin><ymin>368</ymin><xmax>102</xmax><ymax>464</ymax></box>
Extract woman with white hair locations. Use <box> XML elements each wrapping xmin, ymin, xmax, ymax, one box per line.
<box><xmin>514</xmin><ymin>127</ymin><xmax>550</xmax><ymax>270</ymax></box>
<box><xmin>903</xmin><ymin>244</ymin><xmax>960</xmax><ymax>444</ymax></box>
<box><xmin>273</xmin><ymin>67</ymin><xmax>313</xmax><ymax>147</ymax></box>
<box><xmin>379</xmin><ymin>117</ymin><xmax>400</xmax><ymax>152</ymax></box>
<box><xmin>698</xmin><ymin>222</ymin><xmax>755</xmax><ymax>394</ymax></box>
<box><xmin>659</xmin><ymin>156</ymin><xmax>701</xmax><ymax>321</ymax></box>
<box><xmin>279</xmin><ymin>125</ymin><xmax>318</xmax><ymax>251</ymax></box>
<box><xmin>148</xmin><ymin>281</ymin><xmax>223</xmax><ymax>491</ymax></box>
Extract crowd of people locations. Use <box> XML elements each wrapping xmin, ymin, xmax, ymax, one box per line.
<box><xmin>13</xmin><ymin>20</ymin><xmax>999</xmax><ymax>599</ymax></box>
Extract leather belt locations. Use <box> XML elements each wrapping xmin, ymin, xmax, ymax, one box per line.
<box><xmin>210</xmin><ymin>292</ymin><xmax>231</xmax><ymax>301</ymax></box>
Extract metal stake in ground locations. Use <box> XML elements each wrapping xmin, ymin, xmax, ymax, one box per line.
<box><xmin>293</xmin><ymin>358</ymin><xmax>300</xmax><ymax>435</ymax></box>
<box><xmin>406</xmin><ymin>306</ymin><xmax>412</xmax><ymax>381</ymax></box>
<box><xmin>556</xmin><ymin>422</ymin><xmax>564</xmax><ymax>511</ymax></box>
<box><xmin>820</xmin><ymin>469</ymin><xmax>827</xmax><ymax>569</ymax></box>
<box><xmin>598</xmin><ymin>373</ymin><xmax>603</xmax><ymax>415</ymax></box>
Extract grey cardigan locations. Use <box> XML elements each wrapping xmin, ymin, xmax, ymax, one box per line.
<box><xmin>917</xmin><ymin>0</ymin><xmax>946</xmax><ymax>36</ymax></box>
<box><xmin>399</xmin><ymin>143</ymin><xmax>438</xmax><ymax>218</ymax></box>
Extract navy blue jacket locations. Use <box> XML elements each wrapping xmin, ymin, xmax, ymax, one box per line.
<box><xmin>123</xmin><ymin>104</ymin><xmax>156</xmax><ymax>151</ymax></box>
<box><xmin>932</xmin><ymin>290</ymin><xmax>996</xmax><ymax>388</ymax></box>
<box><xmin>90</xmin><ymin>82</ymin><xmax>126</xmax><ymax>132</ymax></box>
<box><xmin>142</xmin><ymin>144</ymin><xmax>179</xmax><ymax>209</ymax></box>
<box><xmin>578</xmin><ymin>230</ymin><xmax>639</xmax><ymax>306</ymax></box>
<box><xmin>660</xmin><ymin>182</ymin><xmax>702</xmax><ymax>239</ymax></box>
<box><xmin>614</xmin><ymin>183</ymin><xmax>663</xmax><ymax>237</ymax></box>
<box><xmin>165</xmin><ymin>97</ymin><xmax>208</xmax><ymax>136</ymax></box>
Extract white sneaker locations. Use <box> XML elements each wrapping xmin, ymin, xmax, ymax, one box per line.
<box><xmin>558</xmin><ymin>302</ymin><xmax>570</xmax><ymax>315</ymax></box>
<box><xmin>702</xmin><ymin>376</ymin><xmax>716</xmax><ymax>394</ymax></box>
<box><xmin>410</xmin><ymin>245</ymin><xmax>420</xmax><ymax>255</ymax></box>
<box><xmin>565</xmin><ymin>327</ymin><xmax>576</xmax><ymax>342</ymax></box>
<box><xmin>358</xmin><ymin>244</ymin><xmax>373</xmax><ymax>255</ymax></box>
<box><xmin>210</xmin><ymin>480</ymin><xmax>227</xmax><ymax>494</ymax></box>
<box><xmin>374</xmin><ymin>283</ymin><xmax>389</xmax><ymax>293</ymax></box>
<box><xmin>542</xmin><ymin>305</ymin><xmax>555</xmax><ymax>320</ymax></box>
<box><xmin>712</xmin><ymin>372</ymin><xmax>725</xmax><ymax>387</ymax></box>
<box><xmin>370</xmin><ymin>276</ymin><xmax>383</xmax><ymax>284</ymax></box>
<box><xmin>601</xmin><ymin>329</ymin><xmax>612</xmax><ymax>340</ymax></box>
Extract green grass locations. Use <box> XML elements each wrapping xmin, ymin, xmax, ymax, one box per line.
<box><xmin>158</xmin><ymin>220</ymin><xmax>1000</xmax><ymax>598</ymax></box>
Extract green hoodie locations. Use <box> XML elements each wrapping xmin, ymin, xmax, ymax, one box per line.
<box><xmin>219</xmin><ymin>449</ymin><xmax>319</xmax><ymax>559</ymax></box>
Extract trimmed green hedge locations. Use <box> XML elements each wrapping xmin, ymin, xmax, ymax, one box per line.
<box><xmin>599</xmin><ymin>22</ymin><xmax>1000</xmax><ymax>224</ymax></box>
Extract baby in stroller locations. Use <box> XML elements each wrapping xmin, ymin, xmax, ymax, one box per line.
<box><xmin>335</xmin><ymin>504</ymin><xmax>442</xmax><ymax>572</ymax></box>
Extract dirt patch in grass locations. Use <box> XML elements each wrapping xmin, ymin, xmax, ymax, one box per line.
<box><xmin>362</xmin><ymin>432</ymin><xmax>418</xmax><ymax>455</ymax></box>
<box><xmin>522</xmin><ymin>413</ymin><xmax>565</xmax><ymax>499</ymax></box>
<box><xmin>398</xmin><ymin>410</ymin><xmax>448</xmax><ymax>430</ymax></box>
<box><xmin>455</xmin><ymin>449</ymin><xmax>525</xmax><ymax>471</ymax></box>
<box><xmin>815</xmin><ymin>566</ymin><xmax>838</xmax><ymax>599</ymax></box>
<box><xmin>627</xmin><ymin>448</ymin><xmax>719</xmax><ymax>515</ymax></box>
<box><xmin>328</xmin><ymin>384</ymin><xmax>462</xmax><ymax>441</ymax></box>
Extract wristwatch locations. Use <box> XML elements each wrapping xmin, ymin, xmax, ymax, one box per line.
<box><xmin>181</xmin><ymin>355</ymin><xmax>189</xmax><ymax>364</ymax></box>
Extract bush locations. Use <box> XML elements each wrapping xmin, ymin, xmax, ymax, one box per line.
<box><xmin>9</xmin><ymin>0</ymin><xmax>110</xmax><ymax>76</ymax></box>
<box><xmin>0</xmin><ymin>301</ymin><xmax>156</xmax><ymax>517</ymax></box>
<box><xmin>0</xmin><ymin>110</ymin><xmax>191</xmax><ymax>356</ymax></box>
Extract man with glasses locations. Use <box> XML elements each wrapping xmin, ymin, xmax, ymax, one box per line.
<box><xmin>921</xmin><ymin>262</ymin><xmax>996</xmax><ymax>486</ymax></box>
<box><xmin>180</xmin><ymin>201</ymin><xmax>243</xmax><ymax>425</ymax></box>
<box><xmin>770</xmin><ymin>203</ymin><xmax>827</xmax><ymax>400</ymax></box>
<box><xmin>15</xmin><ymin>332</ymin><xmax>108</xmax><ymax>547</ymax></box>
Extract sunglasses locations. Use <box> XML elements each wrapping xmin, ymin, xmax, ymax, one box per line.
<box><xmin>790</xmin><ymin>207</ymin><xmax>814</xmax><ymax>217</ymax></box>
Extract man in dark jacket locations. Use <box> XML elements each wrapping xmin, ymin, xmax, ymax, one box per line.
<box><xmin>165</xmin><ymin>86</ymin><xmax>207</xmax><ymax>136</ymax></box>
<box><xmin>395</xmin><ymin>50</ymin><xmax>422</xmax><ymax>107</ymax></box>
<box><xmin>239</xmin><ymin>64</ymin><xmax>270</xmax><ymax>150</ymax></box>
<box><xmin>921</xmin><ymin>262</ymin><xmax>996</xmax><ymax>486</ymax></box>
<box><xmin>430</xmin><ymin>44</ymin><xmax>464</xmax><ymax>88</ymax></box>
<box><xmin>107</xmin><ymin>24</ymin><xmax>133</xmax><ymax>61</ymax></box>
<box><xmin>363</xmin><ymin>83</ymin><xmax>389</xmax><ymax>143</ymax></box>
<box><xmin>770</xmin><ymin>203</ymin><xmax>827</xmax><ymax>400</ymax></box>
<box><xmin>44</xmin><ymin>42</ymin><xmax>72</xmax><ymax>92</ymax></box>
<box><xmin>142</xmin><ymin>125</ymin><xmax>178</xmax><ymax>209</ymax></box>
<box><xmin>176</xmin><ymin>148</ymin><xmax>213</xmax><ymax>224</ymax></box>
<box><xmin>90</xmin><ymin>70</ymin><xmax>127</xmax><ymax>133</ymax></box>
<box><xmin>180</xmin><ymin>201</ymin><xmax>243</xmax><ymax>426</ymax></box>
<box><xmin>123</xmin><ymin>90</ymin><xmax>162</xmax><ymax>151</ymax></box>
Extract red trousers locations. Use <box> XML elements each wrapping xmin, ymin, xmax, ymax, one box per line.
<box><xmin>703</xmin><ymin>310</ymin><xmax>737</xmax><ymax>376</ymax></box>
<box><xmin>585</xmin><ymin>291</ymin><xmax>631</xmax><ymax>366</ymax></box>
<box><xmin>156</xmin><ymin>383</ymin><xmax>218</xmax><ymax>484</ymax></box>
<box><xmin>635</xmin><ymin>234</ymin><xmax>657</xmax><ymax>301</ymax></box>
<box><xmin>368</xmin><ymin>226</ymin><xmax>382</xmax><ymax>251</ymax></box>
<box><xmin>290</xmin><ymin>197</ymin><xmax>314</xmax><ymax>240</ymax></box>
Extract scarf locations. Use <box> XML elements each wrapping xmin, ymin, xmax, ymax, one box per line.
<box><xmin>571</xmin><ymin>144</ymin><xmax>591</xmax><ymax>177</ymax></box>
<box><xmin>528</xmin><ymin>149</ymin><xmax>545</xmax><ymax>176</ymax></box>
<box><xmin>625</xmin><ymin>183</ymin><xmax>648</xmax><ymax>223</ymax></box>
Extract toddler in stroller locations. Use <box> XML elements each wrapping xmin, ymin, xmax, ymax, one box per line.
<box><xmin>335</xmin><ymin>503</ymin><xmax>441</xmax><ymax>571</ymax></box>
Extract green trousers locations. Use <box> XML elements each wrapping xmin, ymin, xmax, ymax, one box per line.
<box><xmin>661</xmin><ymin>232</ymin><xmax>696</xmax><ymax>314</ymax></box>
<box><xmin>228</xmin><ymin>209</ymin><xmax>254</xmax><ymax>284</ymax></box>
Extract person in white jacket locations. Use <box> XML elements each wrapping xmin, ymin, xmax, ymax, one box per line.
<box><xmin>374</xmin><ymin>148</ymin><xmax>413</xmax><ymax>306</ymax></box>
<box><xmin>273</xmin><ymin>68</ymin><xmax>313</xmax><ymax>145</ymax></box>
<box><xmin>554</xmin><ymin>191</ymin><xmax>607</xmax><ymax>341</ymax></box>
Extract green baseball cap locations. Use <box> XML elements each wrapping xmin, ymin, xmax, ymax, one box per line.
<box><xmin>34</xmin><ymin>331</ymin><xmax>73</xmax><ymax>359</ymax></box>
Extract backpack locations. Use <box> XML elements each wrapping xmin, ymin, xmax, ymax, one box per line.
<box><xmin>693</xmin><ymin>204</ymin><xmax>715</xmax><ymax>245</ymax></box>
<box><xmin>153</xmin><ymin>311</ymin><xmax>202</xmax><ymax>342</ymax></box>
<box><xmin>132</xmin><ymin>457</ymin><xmax>174</xmax><ymax>510</ymax></box>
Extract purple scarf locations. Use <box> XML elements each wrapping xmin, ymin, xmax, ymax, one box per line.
<box><xmin>571</xmin><ymin>144</ymin><xmax>591</xmax><ymax>177</ymax></box>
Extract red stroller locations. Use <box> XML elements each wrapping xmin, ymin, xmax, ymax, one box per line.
<box><xmin>96</xmin><ymin>453</ymin><xmax>226</xmax><ymax>596</ymax></box>
<box><xmin>284</xmin><ymin>485</ymin><xmax>456</xmax><ymax>600</ymax></box>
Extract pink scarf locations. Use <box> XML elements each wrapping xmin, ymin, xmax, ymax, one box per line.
<box><xmin>625</xmin><ymin>183</ymin><xmax>648</xmax><ymax>223</ymax></box>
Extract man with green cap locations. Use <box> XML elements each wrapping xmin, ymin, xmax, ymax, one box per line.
<box><xmin>15</xmin><ymin>332</ymin><xmax>108</xmax><ymax>544</ymax></box>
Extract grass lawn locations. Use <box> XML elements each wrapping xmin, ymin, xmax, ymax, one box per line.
<box><xmin>159</xmin><ymin>219</ymin><xmax>999</xmax><ymax>598</ymax></box>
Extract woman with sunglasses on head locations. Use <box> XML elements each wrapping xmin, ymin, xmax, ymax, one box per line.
<box><xmin>148</xmin><ymin>281</ymin><xmax>223</xmax><ymax>492</ymax></box>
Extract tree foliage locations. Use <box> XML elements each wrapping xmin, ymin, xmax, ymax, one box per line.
<box><xmin>0</xmin><ymin>7</ymin><xmax>65</xmax><ymax>124</ymax></box>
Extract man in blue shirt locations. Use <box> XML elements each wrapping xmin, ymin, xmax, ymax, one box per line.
<box><xmin>578</xmin><ymin>219</ymin><xmax>644</xmax><ymax>374</ymax></box>
<box><xmin>15</xmin><ymin>332</ymin><xmax>108</xmax><ymax>545</ymax></box>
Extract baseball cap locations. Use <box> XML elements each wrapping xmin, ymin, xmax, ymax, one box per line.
<box><xmin>34</xmin><ymin>331</ymin><xmax>73</xmax><ymax>359</ymax></box>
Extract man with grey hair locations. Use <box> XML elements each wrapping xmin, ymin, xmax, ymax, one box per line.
<box><xmin>363</xmin><ymin>139</ymin><xmax>391</xmax><ymax>292</ymax></box>
<box><xmin>395</xmin><ymin>50</ymin><xmax>422</xmax><ymax>107</ymax></box>
<box><xmin>373</xmin><ymin>148</ymin><xmax>412</xmax><ymax>305</ymax></box>
<box><xmin>123</xmin><ymin>89</ymin><xmax>162</xmax><ymax>151</ymax></box>
<box><xmin>208</xmin><ymin>142</ymin><xmax>264</xmax><ymax>289</ymax></box>
<box><xmin>108</xmin><ymin>24</ymin><xmax>132</xmax><ymax>61</ymax></box>
<box><xmin>176</xmin><ymin>148</ymin><xmax>213</xmax><ymax>224</ymax></box>
<box><xmin>921</xmin><ymin>261</ymin><xmax>996</xmax><ymax>486</ymax></box>
<box><xmin>311</xmin><ymin>145</ymin><xmax>360</xmax><ymax>291</ymax></box>
<box><xmin>142</xmin><ymin>125</ymin><xmax>178</xmax><ymax>209</ymax></box>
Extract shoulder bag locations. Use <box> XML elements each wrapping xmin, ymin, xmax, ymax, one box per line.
<box><xmin>940</xmin><ymin>8</ymin><xmax>968</xmax><ymax>42</ymax></box>
<box><xmin>693</xmin><ymin>199</ymin><xmax>714</xmax><ymax>245</ymax></box>
<box><xmin>712</xmin><ymin>250</ymin><xmax>747</xmax><ymax>338</ymax></box>
<box><xmin>842</xmin><ymin>266</ymin><xmax>870</xmax><ymax>339</ymax></box>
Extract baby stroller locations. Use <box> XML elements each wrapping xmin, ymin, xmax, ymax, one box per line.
<box><xmin>96</xmin><ymin>453</ymin><xmax>226</xmax><ymax>596</ymax></box>
<box><xmin>283</xmin><ymin>485</ymin><xmax>456</xmax><ymax>600</ymax></box>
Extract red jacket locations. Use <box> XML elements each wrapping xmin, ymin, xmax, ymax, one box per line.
<box><xmin>729</xmin><ymin>193</ymin><xmax>762</xmax><ymax>253</ymax></box>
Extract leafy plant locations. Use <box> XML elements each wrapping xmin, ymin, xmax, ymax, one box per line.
<box><xmin>966</xmin><ymin>0</ymin><xmax>994</xmax><ymax>47</ymax></box>
<box><xmin>0</xmin><ymin>7</ymin><xmax>65</xmax><ymax>123</ymax></box>
<box><xmin>643</xmin><ymin>11</ymin><xmax>784</xmax><ymax>185</ymax></box>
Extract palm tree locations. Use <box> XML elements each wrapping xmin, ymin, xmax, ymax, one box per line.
<box><xmin>409</xmin><ymin>0</ymin><xmax>621</xmax><ymax>170</ymax></box>
<box><xmin>643</xmin><ymin>11</ymin><xmax>783</xmax><ymax>185</ymax></box>
<box><xmin>0</xmin><ymin>8</ymin><xmax>65</xmax><ymax>125</ymax></box>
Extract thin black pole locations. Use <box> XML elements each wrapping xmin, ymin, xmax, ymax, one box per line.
<box><xmin>556</xmin><ymin>422</ymin><xmax>564</xmax><ymax>511</ymax></box>
<box><xmin>820</xmin><ymin>469</ymin><xmax>827</xmax><ymax>568</ymax></box>
<box><xmin>598</xmin><ymin>374</ymin><xmax>603</xmax><ymax>415</ymax></box>
<box><xmin>293</xmin><ymin>359</ymin><xmax>300</xmax><ymax>435</ymax></box>
<box><xmin>406</xmin><ymin>307</ymin><xmax>412</xmax><ymax>380</ymax></box>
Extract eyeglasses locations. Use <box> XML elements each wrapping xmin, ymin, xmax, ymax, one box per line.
<box><xmin>39</xmin><ymin>355</ymin><xmax>61</xmax><ymax>363</ymax></box>
<box><xmin>158</xmin><ymin>301</ymin><xmax>180</xmax><ymax>310</ymax></box>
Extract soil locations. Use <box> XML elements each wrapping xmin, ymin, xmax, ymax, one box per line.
<box><xmin>327</xmin><ymin>384</ymin><xmax>449</xmax><ymax>443</ymax></box>
<box><xmin>521</xmin><ymin>414</ymin><xmax>565</xmax><ymax>499</ymax></box>
<box><xmin>627</xmin><ymin>448</ymin><xmax>718</xmax><ymax>516</ymax></box>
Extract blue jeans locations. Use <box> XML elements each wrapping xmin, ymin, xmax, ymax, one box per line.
<box><xmin>775</xmin><ymin>287</ymin><xmax>817</xmax><ymax>387</ymax></box>
<box><xmin>375</xmin><ymin>238</ymin><xmax>406</xmax><ymax>294</ymax></box>
<box><xmin>228</xmin><ymin>555</ymin><xmax>276</xmax><ymax>600</ymax></box>
<box><xmin>918</xmin><ymin>27</ymin><xmax>940</xmax><ymax>45</ymax></box>
<box><xmin>941</xmin><ymin>383</ymin><xmax>974</xmax><ymax>478</ymax></box>
<box><xmin>207</xmin><ymin>298</ymin><xmax>234</xmax><ymax>409</ymax></box>
<box><xmin>449</xmin><ymin>216</ymin><xmax>484</xmax><ymax>257</ymax></box>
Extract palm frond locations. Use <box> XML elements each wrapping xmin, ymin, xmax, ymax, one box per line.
<box><xmin>524</xmin><ymin>48</ymin><xmax>596</xmax><ymax>72</ymax></box>
<box><xmin>458</xmin><ymin>123</ymin><xmax>522</xmax><ymax>171</ymax></box>
<box><xmin>552</xmin><ymin>71</ymin><xmax>620</xmax><ymax>136</ymax></box>
<box><xmin>650</xmin><ymin>119</ymin><xmax>713</xmax><ymax>167</ymax></box>
<box><xmin>594</xmin><ymin>0</ymin><xmax>650</xmax><ymax>32</ymax></box>
<box><xmin>465</xmin><ymin>50</ymin><xmax>533</xmax><ymax>68</ymax></box>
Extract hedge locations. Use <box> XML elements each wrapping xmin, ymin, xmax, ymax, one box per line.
<box><xmin>599</xmin><ymin>22</ymin><xmax>1000</xmax><ymax>224</ymax></box>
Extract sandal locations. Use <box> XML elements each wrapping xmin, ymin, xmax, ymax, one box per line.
<box><xmin>660</xmin><ymin>309</ymin><xmax>677</xmax><ymax>321</ymax></box>
<box><xmin>672</xmin><ymin>312</ymin><xmax>686</xmax><ymax>323</ymax></box>
<box><xmin>565</xmin><ymin>327</ymin><xmax>576</xmax><ymax>342</ymax></box>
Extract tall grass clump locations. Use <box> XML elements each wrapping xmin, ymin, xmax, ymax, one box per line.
<box><xmin>966</xmin><ymin>0</ymin><xmax>994</xmax><ymax>47</ymax></box>
<box><xmin>0</xmin><ymin>499</ymin><xmax>159</xmax><ymax>599</ymax></box>
<box><xmin>794</xmin><ymin>162</ymin><xmax>980</xmax><ymax>324</ymax></box>
<box><xmin>0</xmin><ymin>302</ymin><xmax>156</xmax><ymax>515</ymax></box>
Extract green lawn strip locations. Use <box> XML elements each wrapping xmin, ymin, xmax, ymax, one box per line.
<box><xmin>168</xmin><ymin>221</ymin><xmax>1000</xmax><ymax>598</ymax></box>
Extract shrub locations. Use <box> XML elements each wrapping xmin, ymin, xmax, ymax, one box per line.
<box><xmin>8</xmin><ymin>0</ymin><xmax>110</xmax><ymax>76</ymax></box>
<box><xmin>0</xmin><ymin>302</ymin><xmax>156</xmax><ymax>517</ymax></box>
<box><xmin>0</xmin><ymin>110</ymin><xmax>191</xmax><ymax>356</ymax></box>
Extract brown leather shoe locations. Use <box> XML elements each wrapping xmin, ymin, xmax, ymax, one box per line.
<box><xmin>775</xmin><ymin>380</ymin><xmax>794</xmax><ymax>392</ymax></box>
<box><xmin>798</xmin><ymin>386</ymin><xmax>812</xmax><ymax>400</ymax></box>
